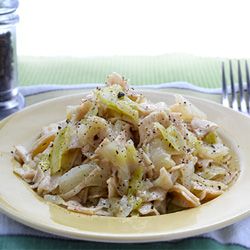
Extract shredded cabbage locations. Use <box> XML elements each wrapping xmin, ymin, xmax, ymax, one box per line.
<box><xmin>204</xmin><ymin>132</ymin><xmax>217</xmax><ymax>144</ymax></box>
<box><xmin>156</xmin><ymin>123</ymin><xmax>186</xmax><ymax>152</ymax></box>
<box><xmin>13</xmin><ymin>73</ymin><xmax>238</xmax><ymax>217</ymax></box>
<box><xmin>96</xmin><ymin>85</ymin><xmax>139</xmax><ymax>123</ymax></box>
<box><xmin>50</xmin><ymin>126</ymin><xmax>72</xmax><ymax>175</ymax></box>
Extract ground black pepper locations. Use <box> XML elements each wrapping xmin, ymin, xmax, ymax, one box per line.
<box><xmin>117</xmin><ymin>91</ymin><xmax>125</xmax><ymax>99</ymax></box>
<box><xmin>93</xmin><ymin>134</ymin><xmax>99</xmax><ymax>140</ymax></box>
<box><xmin>0</xmin><ymin>31</ymin><xmax>13</xmax><ymax>92</ymax></box>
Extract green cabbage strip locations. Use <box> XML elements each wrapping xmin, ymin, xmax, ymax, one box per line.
<box><xmin>127</xmin><ymin>166</ymin><xmax>144</xmax><ymax>211</ymax></box>
<box><xmin>96</xmin><ymin>85</ymin><xmax>139</xmax><ymax>123</ymax></box>
<box><xmin>185</xmin><ymin>131</ymin><xmax>202</xmax><ymax>154</ymax></box>
<box><xmin>126</xmin><ymin>140</ymin><xmax>139</xmax><ymax>169</ymax></box>
<box><xmin>127</xmin><ymin>166</ymin><xmax>144</xmax><ymax>196</ymax></box>
<box><xmin>155</xmin><ymin>123</ymin><xmax>186</xmax><ymax>152</ymax></box>
<box><xmin>204</xmin><ymin>131</ymin><xmax>217</xmax><ymax>144</ymax></box>
<box><xmin>61</xmin><ymin>148</ymin><xmax>81</xmax><ymax>172</ymax></box>
<box><xmin>50</xmin><ymin>126</ymin><xmax>72</xmax><ymax>175</ymax></box>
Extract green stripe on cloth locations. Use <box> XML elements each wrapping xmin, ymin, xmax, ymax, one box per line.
<box><xmin>18</xmin><ymin>54</ymin><xmax>226</xmax><ymax>88</ymax></box>
<box><xmin>18</xmin><ymin>54</ymin><xmax>250</xmax><ymax>88</ymax></box>
<box><xmin>0</xmin><ymin>236</ymin><xmax>246</xmax><ymax>250</ymax></box>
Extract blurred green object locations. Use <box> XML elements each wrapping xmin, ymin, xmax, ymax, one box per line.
<box><xmin>18</xmin><ymin>54</ymin><xmax>249</xmax><ymax>88</ymax></box>
<box><xmin>0</xmin><ymin>236</ymin><xmax>246</xmax><ymax>250</ymax></box>
<box><xmin>18</xmin><ymin>54</ymin><xmax>225</xmax><ymax>88</ymax></box>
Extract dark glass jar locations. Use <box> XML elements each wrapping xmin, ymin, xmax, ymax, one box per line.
<box><xmin>0</xmin><ymin>0</ymin><xmax>24</xmax><ymax>119</ymax></box>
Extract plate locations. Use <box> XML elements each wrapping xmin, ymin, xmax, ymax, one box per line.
<box><xmin>0</xmin><ymin>90</ymin><xmax>250</xmax><ymax>243</ymax></box>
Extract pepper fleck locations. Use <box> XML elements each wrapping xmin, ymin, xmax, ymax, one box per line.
<box><xmin>117</xmin><ymin>91</ymin><xmax>125</xmax><ymax>99</ymax></box>
<box><xmin>93</xmin><ymin>134</ymin><xmax>99</xmax><ymax>141</ymax></box>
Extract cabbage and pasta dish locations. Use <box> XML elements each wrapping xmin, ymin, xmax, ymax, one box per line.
<box><xmin>13</xmin><ymin>73</ymin><xmax>239</xmax><ymax>217</ymax></box>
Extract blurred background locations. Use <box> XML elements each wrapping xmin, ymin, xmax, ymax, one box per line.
<box><xmin>18</xmin><ymin>0</ymin><xmax>250</xmax><ymax>58</ymax></box>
